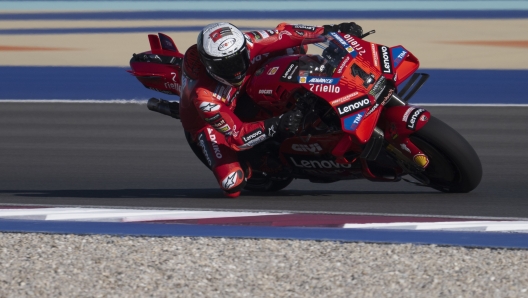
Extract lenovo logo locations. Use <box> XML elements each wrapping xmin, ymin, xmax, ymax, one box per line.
<box><xmin>336</xmin><ymin>96</ymin><xmax>371</xmax><ymax>117</ymax></box>
<box><xmin>379</xmin><ymin>45</ymin><xmax>392</xmax><ymax>74</ymax></box>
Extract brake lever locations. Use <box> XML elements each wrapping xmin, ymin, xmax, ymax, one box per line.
<box><xmin>360</xmin><ymin>30</ymin><xmax>376</xmax><ymax>39</ymax></box>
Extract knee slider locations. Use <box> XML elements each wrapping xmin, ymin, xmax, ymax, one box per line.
<box><xmin>221</xmin><ymin>169</ymin><xmax>246</xmax><ymax>193</ymax></box>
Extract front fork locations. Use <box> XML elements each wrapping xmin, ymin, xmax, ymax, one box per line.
<box><xmin>362</xmin><ymin>94</ymin><xmax>432</xmax><ymax>183</ymax></box>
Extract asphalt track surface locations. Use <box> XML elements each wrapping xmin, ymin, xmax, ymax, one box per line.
<box><xmin>0</xmin><ymin>103</ymin><xmax>527</xmax><ymax>218</ymax></box>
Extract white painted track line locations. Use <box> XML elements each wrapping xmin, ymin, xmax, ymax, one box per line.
<box><xmin>344</xmin><ymin>221</ymin><xmax>528</xmax><ymax>232</ymax></box>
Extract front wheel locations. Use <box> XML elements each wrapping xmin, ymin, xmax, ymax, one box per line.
<box><xmin>410</xmin><ymin>116</ymin><xmax>482</xmax><ymax>193</ymax></box>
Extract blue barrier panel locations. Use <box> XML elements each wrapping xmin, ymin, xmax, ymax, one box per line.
<box><xmin>0</xmin><ymin>219</ymin><xmax>527</xmax><ymax>249</ymax></box>
<box><xmin>1</xmin><ymin>67</ymin><xmax>526</xmax><ymax>103</ymax></box>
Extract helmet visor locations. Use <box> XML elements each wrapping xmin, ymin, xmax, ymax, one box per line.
<box><xmin>203</xmin><ymin>47</ymin><xmax>250</xmax><ymax>85</ymax></box>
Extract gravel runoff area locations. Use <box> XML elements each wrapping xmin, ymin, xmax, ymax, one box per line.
<box><xmin>0</xmin><ymin>233</ymin><xmax>527</xmax><ymax>297</ymax></box>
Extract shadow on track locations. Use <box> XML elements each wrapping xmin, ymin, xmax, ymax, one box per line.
<box><xmin>0</xmin><ymin>188</ymin><xmax>438</xmax><ymax>199</ymax></box>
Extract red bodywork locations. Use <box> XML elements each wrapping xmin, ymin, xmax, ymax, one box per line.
<box><xmin>128</xmin><ymin>33</ymin><xmax>184</xmax><ymax>97</ymax></box>
<box><xmin>129</xmin><ymin>32</ymin><xmax>432</xmax><ymax>182</ymax></box>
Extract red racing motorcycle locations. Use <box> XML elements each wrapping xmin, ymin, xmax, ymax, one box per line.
<box><xmin>130</xmin><ymin>30</ymin><xmax>482</xmax><ymax>193</ymax></box>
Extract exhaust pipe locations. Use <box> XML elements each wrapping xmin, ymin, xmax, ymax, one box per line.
<box><xmin>147</xmin><ymin>98</ymin><xmax>180</xmax><ymax>119</ymax></box>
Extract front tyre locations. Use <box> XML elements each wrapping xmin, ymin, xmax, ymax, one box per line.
<box><xmin>410</xmin><ymin>116</ymin><xmax>482</xmax><ymax>193</ymax></box>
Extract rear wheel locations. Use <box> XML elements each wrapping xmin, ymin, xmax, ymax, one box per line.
<box><xmin>244</xmin><ymin>172</ymin><xmax>294</xmax><ymax>192</ymax></box>
<box><xmin>410</xmin><ymin>116</ymin><xmax>482</xmax><ymax>193</ymax></box>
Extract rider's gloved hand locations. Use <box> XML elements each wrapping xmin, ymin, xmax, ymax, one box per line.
<box><xmin>278</xmin><ymin>110</ymin><xmax>303</xmax><ymax>138</ymax></box>
<box><xmin>339</xmin><ymin>22</ymin><xmax>363</xmax><ymax>37</ymax></box>
<box><xmin>323</xmin><ymin>24</ymin><xmax>340</xmax><ymax>35</ymax></box>
<box><xmin>323</xmin><ymin>22</ymin><xmax>363</xmax><ymax>37</ymax></box>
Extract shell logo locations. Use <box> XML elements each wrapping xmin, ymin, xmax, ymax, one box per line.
<box><xmin>413</xmin><ymin>154</ymin><xmax>430</xmax><ymax>168</ymax></box>
<box><xmin>299</xmin><ymin>77</ymin><xmax>307</xmax><ymax>83</ymax></box>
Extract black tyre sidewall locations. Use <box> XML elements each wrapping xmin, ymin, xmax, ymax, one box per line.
<box><xmin>412</xmin><ymin>116</ymin><xmax>482</xmax><ymax>193</ymax></box>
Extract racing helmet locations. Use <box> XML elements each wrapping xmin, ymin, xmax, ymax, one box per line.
<box><xmin>197</xmin><ymin>23</ymin><xmax>250</xmax><ymax>86</ymax></box>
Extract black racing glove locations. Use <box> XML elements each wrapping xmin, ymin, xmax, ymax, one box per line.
<box><xmin>279</xmin><ymin>110</ymin><xmax>303</xmax><ymax>138</ymax></box>
<box><xmin>264</xmin><ymin>110</ymin><xmax>303</xmax><ymax>140</ymax></box>
<box><xmin>339</xmin><ymin>22</ymin><xmax>363</xmax><ymax>37</ymax></box>
<box><xmin>323</xmin><ymin>22</ymin><xmax>363</xmax><ymax>37</ymax></box>
<box><xmin>323</xmin><ymin>24</ymin><xmax>340</xmax><ymax>35</ymax></box>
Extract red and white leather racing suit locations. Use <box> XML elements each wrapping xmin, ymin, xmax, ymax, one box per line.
<box><xmin>179</xmin><ymin>23</ymin><xmax>325</xmax><ymax>197</ymax></box>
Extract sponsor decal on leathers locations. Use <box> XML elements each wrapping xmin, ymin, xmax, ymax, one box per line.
<box><xmin>206</xmin><ymin>128</ymin><xmax>223</xmax><ymax>159</ymax></box>
<box><xmin>198</xmin><ymin>132</ymin><xmax>213</xmax><ymax>167</ymax></box>
<box><xmin>258</xmin><ymin>30</ymin><xmax>270</xmax><ymax>39</ymax></box>
<box><xmin>293</xmin><ymin>24</ymin><xmax>316</xmax><ymax>32</ymax></box>
<box><xmin>292</xmin><ymin>143</ymin><xmax>323</xmax><ymax>153</ymax></box>
<box><xmin>204</xmin><ymin>113</ymin><xmax>221</xmax><ymax>122</ymax></box>
<box><xmin>199</xmin><ymin>102</ymin><xmax>220</xmax><ymax>112</ymax></box>
<box><xmin>278</xmin><ymin>30</ymin><xmax>292</xmax><ymax>40</ymax></box>
<box><xmin>249</xmin><ymin>31</ymin><xmax>263</xmax><ymax>40</ymax></box>
<box><xmin>242</xmin><ymin>128</ymin><xmax>264</xmax><ymax>143</ymax></box>
<box><xmin>243</xmin><ymin>33</ymin><xmax>253</xmax><ymax>45</ymax></box>
<box><xmin>239</xmin><ymin>128</ymin><xmax>267</xmax><ymax>149</ymax></box>
<box><xmin>378</xmin><ymin>45</ymin><xmax>393</xmax><ymax>74</ymax></box>
<box><xmin>217</xmin><ymin>123</ymin><xmax>231</xmax><ymax>133</ymax></box>
<box><xmin>406</xmin><ymin>108</ymin><xmax>426</xmax><ymax>130</ymax></box>
<box><xmin>221</xmin><ymin>170</ymin><xmax>243</xmax><ymax>190</ymax></box>
<box><xmin>210</xmin><ymin>118</ymin><xmax>226</xmax><ymax>128</ymax></box>
<box><xmin>336</xmin><ymin>96</ymin><xmax>371</xmax><ymax>117</ymax></box>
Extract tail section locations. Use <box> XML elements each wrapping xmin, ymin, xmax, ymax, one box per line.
<box><xmin>129</xmin><ymin>33</ymin><xmax>185</xmax><ymax>97</ymax></box>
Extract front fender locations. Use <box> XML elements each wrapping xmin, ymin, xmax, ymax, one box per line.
<box><xmin>382</xmin><ymin>105</ymin><xmax>430</xmax><ymax>141</ymax></box>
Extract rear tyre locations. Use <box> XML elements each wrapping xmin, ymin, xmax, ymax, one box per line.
<box><xmin>410</xmin><ymin>116</ymin><xmax>482</xmax><ymax>193</ymax></box>
<box><xmin>244</xmin><ymin>173</ymin><xmax>294</xmax><ymax>192</ymax></box>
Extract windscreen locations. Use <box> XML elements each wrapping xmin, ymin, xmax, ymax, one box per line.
<box><xmin>297</xmin><ymin>35</ymin><xmax>350</xmax><ymax>83</ymax></box>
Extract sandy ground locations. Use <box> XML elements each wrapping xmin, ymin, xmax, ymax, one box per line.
<box><xmin>0</xmin><ymin>19</ymin><xmax>527</xmax><ymax>68</ymax></box>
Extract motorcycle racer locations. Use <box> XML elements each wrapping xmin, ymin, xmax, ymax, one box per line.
<box><xmin>179</xmin><ymin>21</ymin><xmax>363</xmax><ymax>197</ymax></box>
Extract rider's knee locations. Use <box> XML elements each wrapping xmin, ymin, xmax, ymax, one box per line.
<box><xmin>220</xmin><ymin>169</ymin><xmax>247</xmax><ymax>196</ymax></box>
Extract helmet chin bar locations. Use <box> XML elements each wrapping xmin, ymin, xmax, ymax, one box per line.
<box><xmin>209</xmin><ymin>70</ymin><xmax>245</xmax><ymax>87</ymax></box>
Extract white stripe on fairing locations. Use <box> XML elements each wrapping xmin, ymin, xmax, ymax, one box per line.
<box><xmin>344</xmin><ymin>221</ymin><xmax>528</xmax><ymax>232</ymax></box>
<box><xmin>0</xmin><ymin>208</ymin><xmax>282</xmax><ymax>222</ymax></box>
